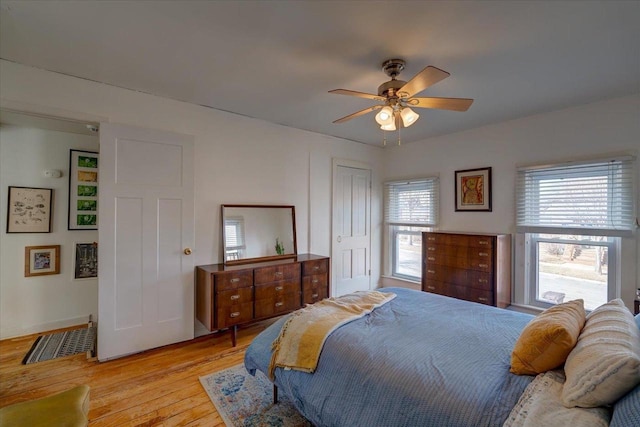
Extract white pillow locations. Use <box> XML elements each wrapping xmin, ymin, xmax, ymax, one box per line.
<box><xmin>562</xmin><ymin>299</ymin><xmax>640</xmax><ymax>408</ymax></box>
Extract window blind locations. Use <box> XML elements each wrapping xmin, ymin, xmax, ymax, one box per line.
<box><xmin>516</xmin><ymin>156</ymin><xmax>636</xmax><ymax>236</ymax></box>
<box><xmin>384</xmin><ymin>178</ymin><xmax>439</xmax><ymax>226</ymax></box>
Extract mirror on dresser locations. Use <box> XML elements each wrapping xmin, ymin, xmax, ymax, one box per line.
<box><xmin>221</xmin><ymin>204</ymin><xmax>297</xmax><ymax>265</ymax></box>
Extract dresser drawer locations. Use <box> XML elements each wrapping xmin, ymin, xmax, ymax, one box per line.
<box><xmin>302</xmin><ymin>259</ymin><xmax>328</xmax><ymax>276</ymax></box>
<box><xmin>467</xmin><ymin>271</ymin><xmax>494</xmax><ymax>291</ymax></box>
<box><xmin>424</xmin><ymin>233</ymin><xmax>469</xmax><ymax>246</ymax></box>
<box><xmin>422</xmin><ymin>279</ymin><xmax>448</xmax><ymax>295</ymax></box>
<box><xmin>302</xmin><ymin>274</ymin><xmax>328</xmax><ymax>304</ymax></box>
<box><xmin>215</xmin><ymin>270</ymin><xmax>253</xmax><ymax>291</ymax></box>
<box><xmin>254</xmin><ymin>263</ymin><xmax>300</xmax><ymax>285</ymax></box>
<box><xmin>424</xmin><ymin>265</ymin><xmax>469</xmax><ymax>286</ymax></box>
<box><xmin>254</xmin><ymin>280</ymin><xmax>299</xmax><ymax>300</ymax></box>
<box><xmin>215</xmin><ymin>286</ymin><xmax>253</xmax><ymax>304</ymax></box>
<box><xmin>468</xmin><ymin>252</ymin><xmax>493</xmax><ymax>273</ymax></box>
<box><xmin>425</xmin><ymin>251</ymin><xmax>468</xmax><ymax>268</ymax></box>
<box><xmin>467</xmin><ymin>288</ymin><xmax>494</xmax><ymax>306</ymax></box>
<box><xmin>255</xmin><ymin>291</ymin><xmax>300</xmax><ymax>319</ymax></box>
<box><xmin>467</xmin><ymin>235</ymin><xmax>494</xmax><ymax>249</ymax></box>
<box><xmin>215</xmin><ymin>301</ymin><xmax>253</xmax><ymax>328</ymax></box>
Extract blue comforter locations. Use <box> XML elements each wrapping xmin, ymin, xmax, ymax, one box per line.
<box><xmin>245</xmin><ymin>287</ymin><xmax>535</xmax><ymax>427</ymax></box>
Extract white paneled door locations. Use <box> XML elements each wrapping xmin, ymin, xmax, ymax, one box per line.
<box><xmin>98</xmin><ymin>123</ymin><xmax>194</xmax><ymax>361</ymax></box>
<box><xmin>332</xmin><ymin>162</ymin><xmax>371</xmax><ymax>296</ymax></box>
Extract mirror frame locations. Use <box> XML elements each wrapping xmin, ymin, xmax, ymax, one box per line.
<box><xmin>221</xmin><ymin>204</ymin><xmax>297</xmax><ymax>265</ymax></box>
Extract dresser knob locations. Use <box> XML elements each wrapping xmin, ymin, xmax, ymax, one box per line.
<box><xmin>428</xmin><ymin>237</ymin><xmax>435</xmax><ymax>241</ymax></box>
<box><xmin>275</xmin><ymin>286</ymin><xmax>283</xmax><ymax>291</ymax></box>
<box><xmin>427</xmin><ymin>256</ymin><xmax>435</xmax><ymax>261</ymax></box>
<box><xmin>230</xmin><ymin>312</ymin><xmax>240</xmax><ymax>318</ymax></box>
<box><xmin>479</xmin><ymin>263</ymin><xmax>488</xmax><ymax>268</ymax></box>
<box><xmin>312</xmin><ymin>293</ymin><xmax>319</xmax><ymax>299</ymax></box>
<box><xmin>428</xmin><ymin>247</ymin><xmax>435</xmax><ymax>251</ymax></box>
<box><xmin>479</xmin><ymin>279</ymin><xmax>488</xmax><ymax>283</ymax></box>
<box><xmin>230</xmin><ymin>278</ymin><xmax>240</xmax><ymax>283</ymax></box>
<box><xmin>313</xmin><ymin>266</ymin><xmax>320</xmax><ymax>271</ymax></box>
<box><xmin>427</xmin><ymin>286</ymin><xmax>435</xmax><ymax>291</ymax></box>
<box><xmin>427</xmin><ymin>270</ymin><xmax>435</xmax><ymax>274</ymax></box>
<box><xmin>479</xmin><ymin>241</ymin><xmax>489</xmax><ymax>245</ymax></box>
<box><xmin>312</xmin><ymin>279</ymin><xmax>319</xmax><ymax>284</ymax></box>
<box><xmin>275</xmin><ymin>271</ymin><xmax>283</xmax><ymax>277</ymax></box>
<box><xmin>478</xmin><ymin>297</ymin><xmax>488</xmax><ymax>302</ymax></box>
<box><xmin>275</xmin><ymin>302</ymin><xmax>284</xmax><ymax>307</ymax></box>
<box><xmin>479</xmin><ymin>252</ymin><xmax>489</xmax><ymax>257</ymax></box>
<box><xmin>230</xmin><ymin>294</ymin><xmax>240</xmax><ymax>300</ymax></box>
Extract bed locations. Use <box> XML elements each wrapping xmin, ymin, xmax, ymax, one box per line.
<box><xmin>244</xmin><ymin>287</ymin><xmax>640</xmax><ymax>427</ymax></box>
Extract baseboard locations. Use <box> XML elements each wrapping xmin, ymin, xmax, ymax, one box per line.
<box><xmin>1</xmin><ymin>314</ymin><xmax>93</xmax><ymax>340</ymax></box>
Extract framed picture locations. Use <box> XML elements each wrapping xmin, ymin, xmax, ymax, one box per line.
<box><xmin>73</xmin><ymin>242</ymin><xmax>98</xmax><ymax>280</ymax></box>
<box><xmin>7</xmin><ymin>186</ymin><xmax>53</xmax><ymax>233</ymax></box>
<box><xmin>68</xmin><ymin>150</ymin><xmax>99</xmax><ymax>230</ymax></box>
<box><xmin>455</xmin><ymin>167</ymin><xmax>492</xmax><ymax>212</ymax></box>
<box><xmin>25</xmin><ymin>245</ymin><xmax>61</xmax><ymax>277</ymax></box>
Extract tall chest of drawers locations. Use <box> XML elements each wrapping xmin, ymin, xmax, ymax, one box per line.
<box><xmin>196</xmin><ymin>254</ymin><xmax>330</xmax><ymax>345</ymax></box>
<box><xmin>421</xmin><ymin>232</ymin><xmax>511</xmax><ymax>308</ymax></box>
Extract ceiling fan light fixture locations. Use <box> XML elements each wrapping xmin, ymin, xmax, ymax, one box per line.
<box><xmin>375</xmin><ymin>106</ymin><xmax>394</xmax><ymax>125</ymax></box>
<box><xmin>380</xmin><ymin>121</ymin><xmax>396</xmax><ymax>131</ymax></box>
<box><xmin>400</xmin><ymin>107</ymin><xmax>419</xmax><ymax>127</ymax></box>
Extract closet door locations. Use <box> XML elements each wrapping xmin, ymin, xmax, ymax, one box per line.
<box><xmin>98</xmin><ymin>123</ymin><xmax>194</xmax><ymax>360</ymax></box>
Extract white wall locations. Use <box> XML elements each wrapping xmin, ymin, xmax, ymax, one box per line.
<box><xmin>0</xmin><ymin>126</ymin><xmax>99</xmax><ymax>338</ymax></box>
<box><xmin>0</xmin><ymin>60</ymin><xmax>384</xmax><ymax>339</ymax></box>
<box><xmin>381</xmin><ymin>94</ymin><xmax>640</xmax><ymax>310</ymax></box>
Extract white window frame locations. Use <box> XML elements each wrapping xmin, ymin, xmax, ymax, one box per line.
<box><xmin>525</xmin><ymin>233</ymin><xmax>618</xmax><ymax>310</ymax></box>
<box><xmin>384</xmin><ymin>177</ymin><xmax>439</xmax><ymax>282</ymax></box>
<box><xmin>516</xmin><ymin>155</ymin><xmax>635</xmax><ymax>310</ymax></box>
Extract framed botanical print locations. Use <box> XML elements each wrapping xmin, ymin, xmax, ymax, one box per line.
<box><xmin>68</xmin><ymin>150</ymin><xmax>99</xmax><ymax>230</ymax></box>
<box><xmin>25</xmin><ymin>245</ymin><xmax>61</xmax><ymax>277</ymax></box>
<box><xmin>7</xmin><ymin>186</ymin><xmax>53</xmax><ymax>233</ymax></box>
<box><xmin>455</xmin><ymin>167</ymin><xmax>492</xmax><ymax>212</ymax></box>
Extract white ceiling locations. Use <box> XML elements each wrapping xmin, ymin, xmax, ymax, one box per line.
<box><xmin>1</xmin><ymin>1</ymin><xmax>639</xmax><ymax>146</ymax></box>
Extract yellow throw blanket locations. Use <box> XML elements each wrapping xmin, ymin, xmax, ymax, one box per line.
<box><xmin>268</xmin><ymin>290</ymin><xmax>396</xmax><ymax>379</ymax></box>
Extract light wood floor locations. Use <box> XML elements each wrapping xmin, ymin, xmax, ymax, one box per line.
<box><xmin>0</xmin><ymin>320</ymin><xmax>276</xmax><ymax>426</ymax></box>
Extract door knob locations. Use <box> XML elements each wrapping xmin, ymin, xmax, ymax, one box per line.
<box><xmin>184</xmin><ymin>248</ymin><xmax>192</xmax><ymax>255</ymax></box>
<box><xmin>337</xmin><ymin>236</ymin><xmax>342</xmax><ymax>243</ymax></box>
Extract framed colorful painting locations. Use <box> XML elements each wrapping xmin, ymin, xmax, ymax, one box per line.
<box><xmin>455</xmin><ymin>167</ymin><xmax>492</xmax><ymax>212</ymax></box>
<box><xmin>68</xmin><ymin>150</ymin><xmax>99</xmax><ymax>230</ymax></box>
<box><xmin>7</xmin><ymin>186</ymin><xmax>53</xmax><ymax>233</ymax></box>
<box><xmin>25</xmin><ymin>245</ymin><xmax>61</xmax><ymax>277</ymax></box>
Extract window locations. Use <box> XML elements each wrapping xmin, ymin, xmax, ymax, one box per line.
<box><xmin>224</xmin><ymin>216</ymin><xmax>246</xmax><ymax>260</ymax></box>
<box><xmin>384</xmin><ymin>178</ymin><xmax>439</xmax><ymax>281</ymax></box>
<box><xmin>516</xmin><ymin>156</ymin><xmax>635</xmax><ymax>310</ymax></box>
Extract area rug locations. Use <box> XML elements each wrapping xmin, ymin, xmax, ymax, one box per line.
<box><xmin>22</xmin><ymin>325</ymin><xmax>96</xmax><ymax>364</ymax></box>
<box><xmin>199</xmin><ymin>364</ymin><xmax>312</xmax><ymax>427</ymax></box>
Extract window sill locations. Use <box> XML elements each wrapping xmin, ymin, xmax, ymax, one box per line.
<box><xmin>380</xmin><ymin>275</ymin><xmax>421</xmax><ymax>290</ymax></box>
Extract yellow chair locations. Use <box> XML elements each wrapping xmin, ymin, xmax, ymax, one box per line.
<box><xmin>0</xmin><ymin>385</ymin><xmax>89</xmax><ymax>427</ymax></box>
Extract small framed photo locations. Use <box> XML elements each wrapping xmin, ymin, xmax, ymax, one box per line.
<box><xmin>68</xmin><ymin>149</ymin><xmax>99</xmax><ymax>230</ymax></box>
<box><xmin>25</xmin><ymin>245</ymin><xmax>61</xmax><ymax>277</ymax></box>
<box><xmin>73</xmin><ymin>242</ymin><xmax>98</xmax><ymax>280</ymax></box>
<box><xmin>455</xmin><ymin>167</ymin><xmax>492</xmax><ymax>212</ymax></box>
<box><xmin>7</xmin><ymin>186</ymin><xmax>53</xmax><ymax>233</ymax></box>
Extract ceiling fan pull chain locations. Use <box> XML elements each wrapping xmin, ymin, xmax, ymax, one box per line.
<box><xmin>383</xmin><ymin>130</ymin><xmax>387</xmax><ymax>146</ymax></box>
<box><xmin>397</xmin><ymin>116</ymin><xmax>402</xmax><ymax>146</ymax></box>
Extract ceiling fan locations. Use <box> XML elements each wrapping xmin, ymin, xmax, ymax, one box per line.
<box><xmin>329</xmin><ymin>59</ymin><xmax>473</xmax><ymax>135</ymax></box>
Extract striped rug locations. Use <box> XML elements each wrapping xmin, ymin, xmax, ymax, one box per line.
<box><xmin>22</xmin><ymin>326</ymin><xmax>96</xmax><ymax>364</ymax></box>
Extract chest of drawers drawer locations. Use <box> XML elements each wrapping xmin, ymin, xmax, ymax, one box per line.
<box><xmin>302</xmin><ymin>259</ymin><xmax>329</xmax><ymax>276</ymax></box>
<box><xmin>254</xmin><ymin>264</ymin><xmax>300</xmax><ymax>285</ymax></box>
<box><xmin>302</xmin><ymin>274</ymin><xmax>329</xmax><ymax>304</ymax></box>
<box><xmin>254</xmin><ymin>289</ymin><xmax>301</xmax><ymax>319</ymax></box>
<box><xmin>215</xmin><ymin>270</ymin><xmax>253</xmax><ymax>291</ymax></box>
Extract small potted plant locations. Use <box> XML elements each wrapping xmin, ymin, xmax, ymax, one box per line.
<box><xmin>275</xmin><ymin>238</ymin><xmax>285</xmax><ymax>255</ymax></box>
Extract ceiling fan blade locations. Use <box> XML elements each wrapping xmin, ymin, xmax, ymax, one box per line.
<box><xmin>399</xmin><ymin>66</ymin><xmax>450</xmax><ymax>98</ymax></box>
<box><xmin>333</xmin><ymin>105</ymin><xmax>383</xmax><ymax>123</ymax></box>
<box><xmin>408</xmin><ymin>97</ymin><xmax>474</xmax><ymax>112</ymax></box>
<box><xmin>329</xmin><ymin>89</ymin><xmax>386</xmax><ymax>101</ymax></box>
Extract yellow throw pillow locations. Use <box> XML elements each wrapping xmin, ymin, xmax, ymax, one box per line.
<box><xmin>561</xmin><ymin>299</ymin><xmax>640</xmax><ymax>407</ymax></box>
<box><xmin>510</xmin><ymin>299</ymin><xmax>585</xmax><ymax>375</ymax></box>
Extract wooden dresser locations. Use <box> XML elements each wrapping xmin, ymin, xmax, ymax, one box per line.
<box><xmin>421</xmin><ymin>232</ymin><xmax>511</xmax><ymax>308</ymax></box>
<box><xmin>196</xmin><ymin>254</ymin><xmax>330</xmax><ymax>345</ymax></box>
